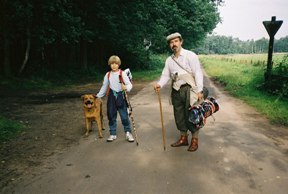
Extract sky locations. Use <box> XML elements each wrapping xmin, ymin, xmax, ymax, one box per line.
<box><xmin>213</xmin><ymin>0</ymin><xmax>288</xmax><ymax>41</ymax></box>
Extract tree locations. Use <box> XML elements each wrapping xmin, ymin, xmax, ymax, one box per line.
<box><xmin>195</xmin><ymin>35</ymin><xmax>286</xmax><ymax>54</ymax></box>
<box><xmin>0</xmin><ymin>0</ymin><xmax>33</xmax><ymax>76</ymax></box>
<box><xmin>0</xmin><ymin>0</ymin><xmax>223</xmax><ymax>76</ymax></box>
<box><xmin>275</xmin><ymin>36</ymin><xmax>288</xmax><ymax>52</ymax></box>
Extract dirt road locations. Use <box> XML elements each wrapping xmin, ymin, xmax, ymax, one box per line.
<box><xmin>1</xmin><ymin>76</ymin><xmax>288</xmax><ymax>194</ymax></box>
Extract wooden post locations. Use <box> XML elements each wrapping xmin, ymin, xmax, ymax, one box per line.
<box><xmin>263</xmin><ymin>16</ymin><xmax>283</xmax><ymax>82</ymax></box>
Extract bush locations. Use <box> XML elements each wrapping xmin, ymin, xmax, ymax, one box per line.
<box><xmin>0</xmin><ymin>116</ymin><xmax>26</xmax><ymax>141</ymax></box>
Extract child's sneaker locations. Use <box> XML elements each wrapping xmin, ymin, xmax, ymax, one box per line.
<box><xmin>126</xmin><ymin>132</ymin><xmax>134</xmax><ymax>142</ymax></box>
<box><xmin>107</xmin><ymin>135</ymin><xmax>117</xmax><ymax>142</ymax></box>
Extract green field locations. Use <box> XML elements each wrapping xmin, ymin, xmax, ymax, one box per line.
<box><xmin>200</xmin><ymin>53</ymin><xmax>288</xmax><ymax>126</ymax></box>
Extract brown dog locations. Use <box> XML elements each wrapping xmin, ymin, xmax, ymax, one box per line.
<box><xmin>81</xmin><ymin>94</ymin><xmax>104</xmax><ymax>138</ymax></box>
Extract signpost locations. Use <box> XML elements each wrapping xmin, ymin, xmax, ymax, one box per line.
<box><xmin>262</xmin><ymin>16</ymin><xmax>283</xmax><ymax>82</ymax></box>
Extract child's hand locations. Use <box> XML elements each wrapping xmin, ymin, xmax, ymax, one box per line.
<box><xmin>122</xmin><ymin>84</ymin><xmax>127</xmax><ymax>91</ymax></box>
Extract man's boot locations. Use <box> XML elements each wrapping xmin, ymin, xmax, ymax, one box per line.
<box><xmin>187</xmin><ymin>137</ymin><xmax>198</xmax><ymax>152</ymax></box>
<box><xmin>171</xmin><ymin>135</ymin><xmax>189</xmax><ymax>147</ymax></box>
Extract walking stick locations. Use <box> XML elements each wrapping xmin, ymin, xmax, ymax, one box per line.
<box><xmin>119</xmin><ymin>75</ymin><xmax>139</xmax><ymax>146</ymax></box>
<box><xmin>157</xmin><ymin>90</ymin><xmax>166</xmax><ymax>151</ymax></box>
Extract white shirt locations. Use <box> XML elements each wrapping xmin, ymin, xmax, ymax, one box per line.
<box><xmin>96</xmin><ymin>70</ymin><xmax>132</xmax><ymax>98</ymax></box>
<box><xmin>157</xmin><ymin>48</ymin><xmax>203</xmax><ymax>93</ymax></box>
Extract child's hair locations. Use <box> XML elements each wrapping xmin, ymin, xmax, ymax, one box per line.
<box><xmin>108</xmin><ymin>55</ymin><xmax>121</xmax><ymax>66</ymax></box>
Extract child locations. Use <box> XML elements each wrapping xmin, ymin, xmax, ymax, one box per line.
<box><xmin>96</xmin><ymin>55</ymin><xmax>134</xmax><ymax>142</ymax></box>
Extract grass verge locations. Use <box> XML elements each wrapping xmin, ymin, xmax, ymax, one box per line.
<box><xmin>0</xmin><ymin>116</ymin><xmax>26</xmax><ymax>142</ymax></box>
<box><xmin>200</xmin><ymin>54</ymin><xmax>288</xmax><ymax>126</ymax></box>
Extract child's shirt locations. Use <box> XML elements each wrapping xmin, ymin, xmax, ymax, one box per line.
<box><xmin>96</xmin><ymin>70</ymin><xmax>132</xmax><ymax>98</ymax></box>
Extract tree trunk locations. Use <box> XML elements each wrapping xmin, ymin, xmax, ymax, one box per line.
<box><xmin>82</xmin><ymin>40</ymin><xmax>88</xmax><ymax>69</ymax></box>
<box><xmin>3</xmin><ymin>34</ymin><xmax>11</xmax><ymax>76</ymax></box>
<box><xmin>18</xmin><ymin>27</ymin><xmax>31</xmax><ymax>75</ymax></box>
<box><xmin>96</xmin><ymin>40</ymin><xmax>108</xmax><ymax>69</ymax></box>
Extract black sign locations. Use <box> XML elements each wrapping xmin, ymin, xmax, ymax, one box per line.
<box><xmin>263</xmin><ymin>16</ymin><xmax>283</xmax><ymax>37</ymax></box>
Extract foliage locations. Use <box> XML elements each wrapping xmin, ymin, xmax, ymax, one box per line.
<box><xmin>132</xmin><ymin>54</ymin><xmax>166</xmax><ymax>81</ymax></box>
<box><xmin>0</xmin><ymin>0</ymin><xmax>222</xmax><ymax>77</ymax></box>
<box><xmin>0</xmin><ymin>54</ymin><xmax>165</xmax><ymax>90</ymax></box>
<box><xmin>0</xmin><ymin>66</ymin><xmax>105</xmax><ymax>90</ymax></box>
<box><xmin>196</xmin><ymin>35</ymin><xmax>288</xmax><ymax>54</ymax></box>
<box><xmin>273</xmin><ymin>54</ymin><xmax>288</xmax><ymax>76</ymax></box>
<box><xmin>270</xmin><ymin>54</ymin><xmax>288</xmax><ymax>98</ymax></box>
<box><xmin>274</xmin><ymin>36</ymin><xmax>288</xmax><ymax>53</ymax></box>
<box><xmin>200</xmin><ymin>54</ymin><xmax>288</xmax><ymax>126</ymax></box>
<box><xmin>0</xmin><ymin>116</ymin><xmax>26</xmax><ymax>142</ymax></box>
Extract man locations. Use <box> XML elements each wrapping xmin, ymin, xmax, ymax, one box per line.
<box><xmin>154</xmin><ymin>32</ymin><xmax>205</xmax><ymax>152</ymax></box>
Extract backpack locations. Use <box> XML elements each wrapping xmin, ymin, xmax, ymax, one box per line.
<box><xmin>123</xmin><ymin>68</ymin><xmax>132</xmax><ymax>82</ymax></box>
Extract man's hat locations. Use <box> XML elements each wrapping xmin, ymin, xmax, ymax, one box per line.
<box><xmin>166</xmin><ymin>32</ymin><xmax>182</xmax><ymax>43</ymax></box>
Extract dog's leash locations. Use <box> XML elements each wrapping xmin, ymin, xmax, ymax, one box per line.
<box><xmin>119</xmin><ymin>75</ymin><xmax>139</xmax><ymax>146</ymax></box>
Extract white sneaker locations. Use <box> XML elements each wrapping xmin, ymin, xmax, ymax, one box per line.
<box><xmin>107</xmin><ymin>135</ymin><xmax>117</xmax><ymax>142</ymax></box>
<box><xmin>126</xmin><ymin>132</ymin><xmax>134</xmax><ymax>142</ymax></box>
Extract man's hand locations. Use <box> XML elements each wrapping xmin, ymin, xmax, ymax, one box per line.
<box><xmin>198</xmin><ymin>91</ymin><xmax>204</xmax><ymax>101</ymax></box>
<box><xmin>154</xmin><ymin>84</ymin><xmax>161</xmax><ymax>93</ymax></box>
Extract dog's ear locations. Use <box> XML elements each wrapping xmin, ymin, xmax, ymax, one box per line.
<box><xmin>81</xmin><ymin>95</ymin><xmax>85</xmax><ymax>101</ymax></box>
<box><xmin>93</xmin><ymin>94</ymin><xmax>97</xmax><ymax>99</ymax></box>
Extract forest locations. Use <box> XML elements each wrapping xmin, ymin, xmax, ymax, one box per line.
<box><xmin>196</xmin><ymin>35</ymin><xmax>288</xmax><ymax>54</ymax></box>
<box><xmin>0</xmin><ymin>0</ymin><xmax>223</xmax><ymax>77</ymax></box>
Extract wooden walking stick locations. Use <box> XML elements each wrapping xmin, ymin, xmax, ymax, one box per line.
<box><xmin>125</xmin><ymin>92</ymin><xmax>139</xmax><ymax>146</ymax></box>
<box><xmin>119</xmin><ymin>75</ymin><xmax>139</xmax><ymax>146</ymax></box>
<box><xmin>157</xmin><ymin>90</ymin><xmax>166</xmax><ymax>151</ymax></box>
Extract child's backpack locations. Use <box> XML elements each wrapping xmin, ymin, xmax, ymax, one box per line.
<box><xmin>107</xmin><ymin>68</ymin><xmax>132</xmax><ymax>83</ymax></box>
<box><xmin>124</xmin><ymin>68</ymin><xmax>132</xmax><ymax>82</ymax></box>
